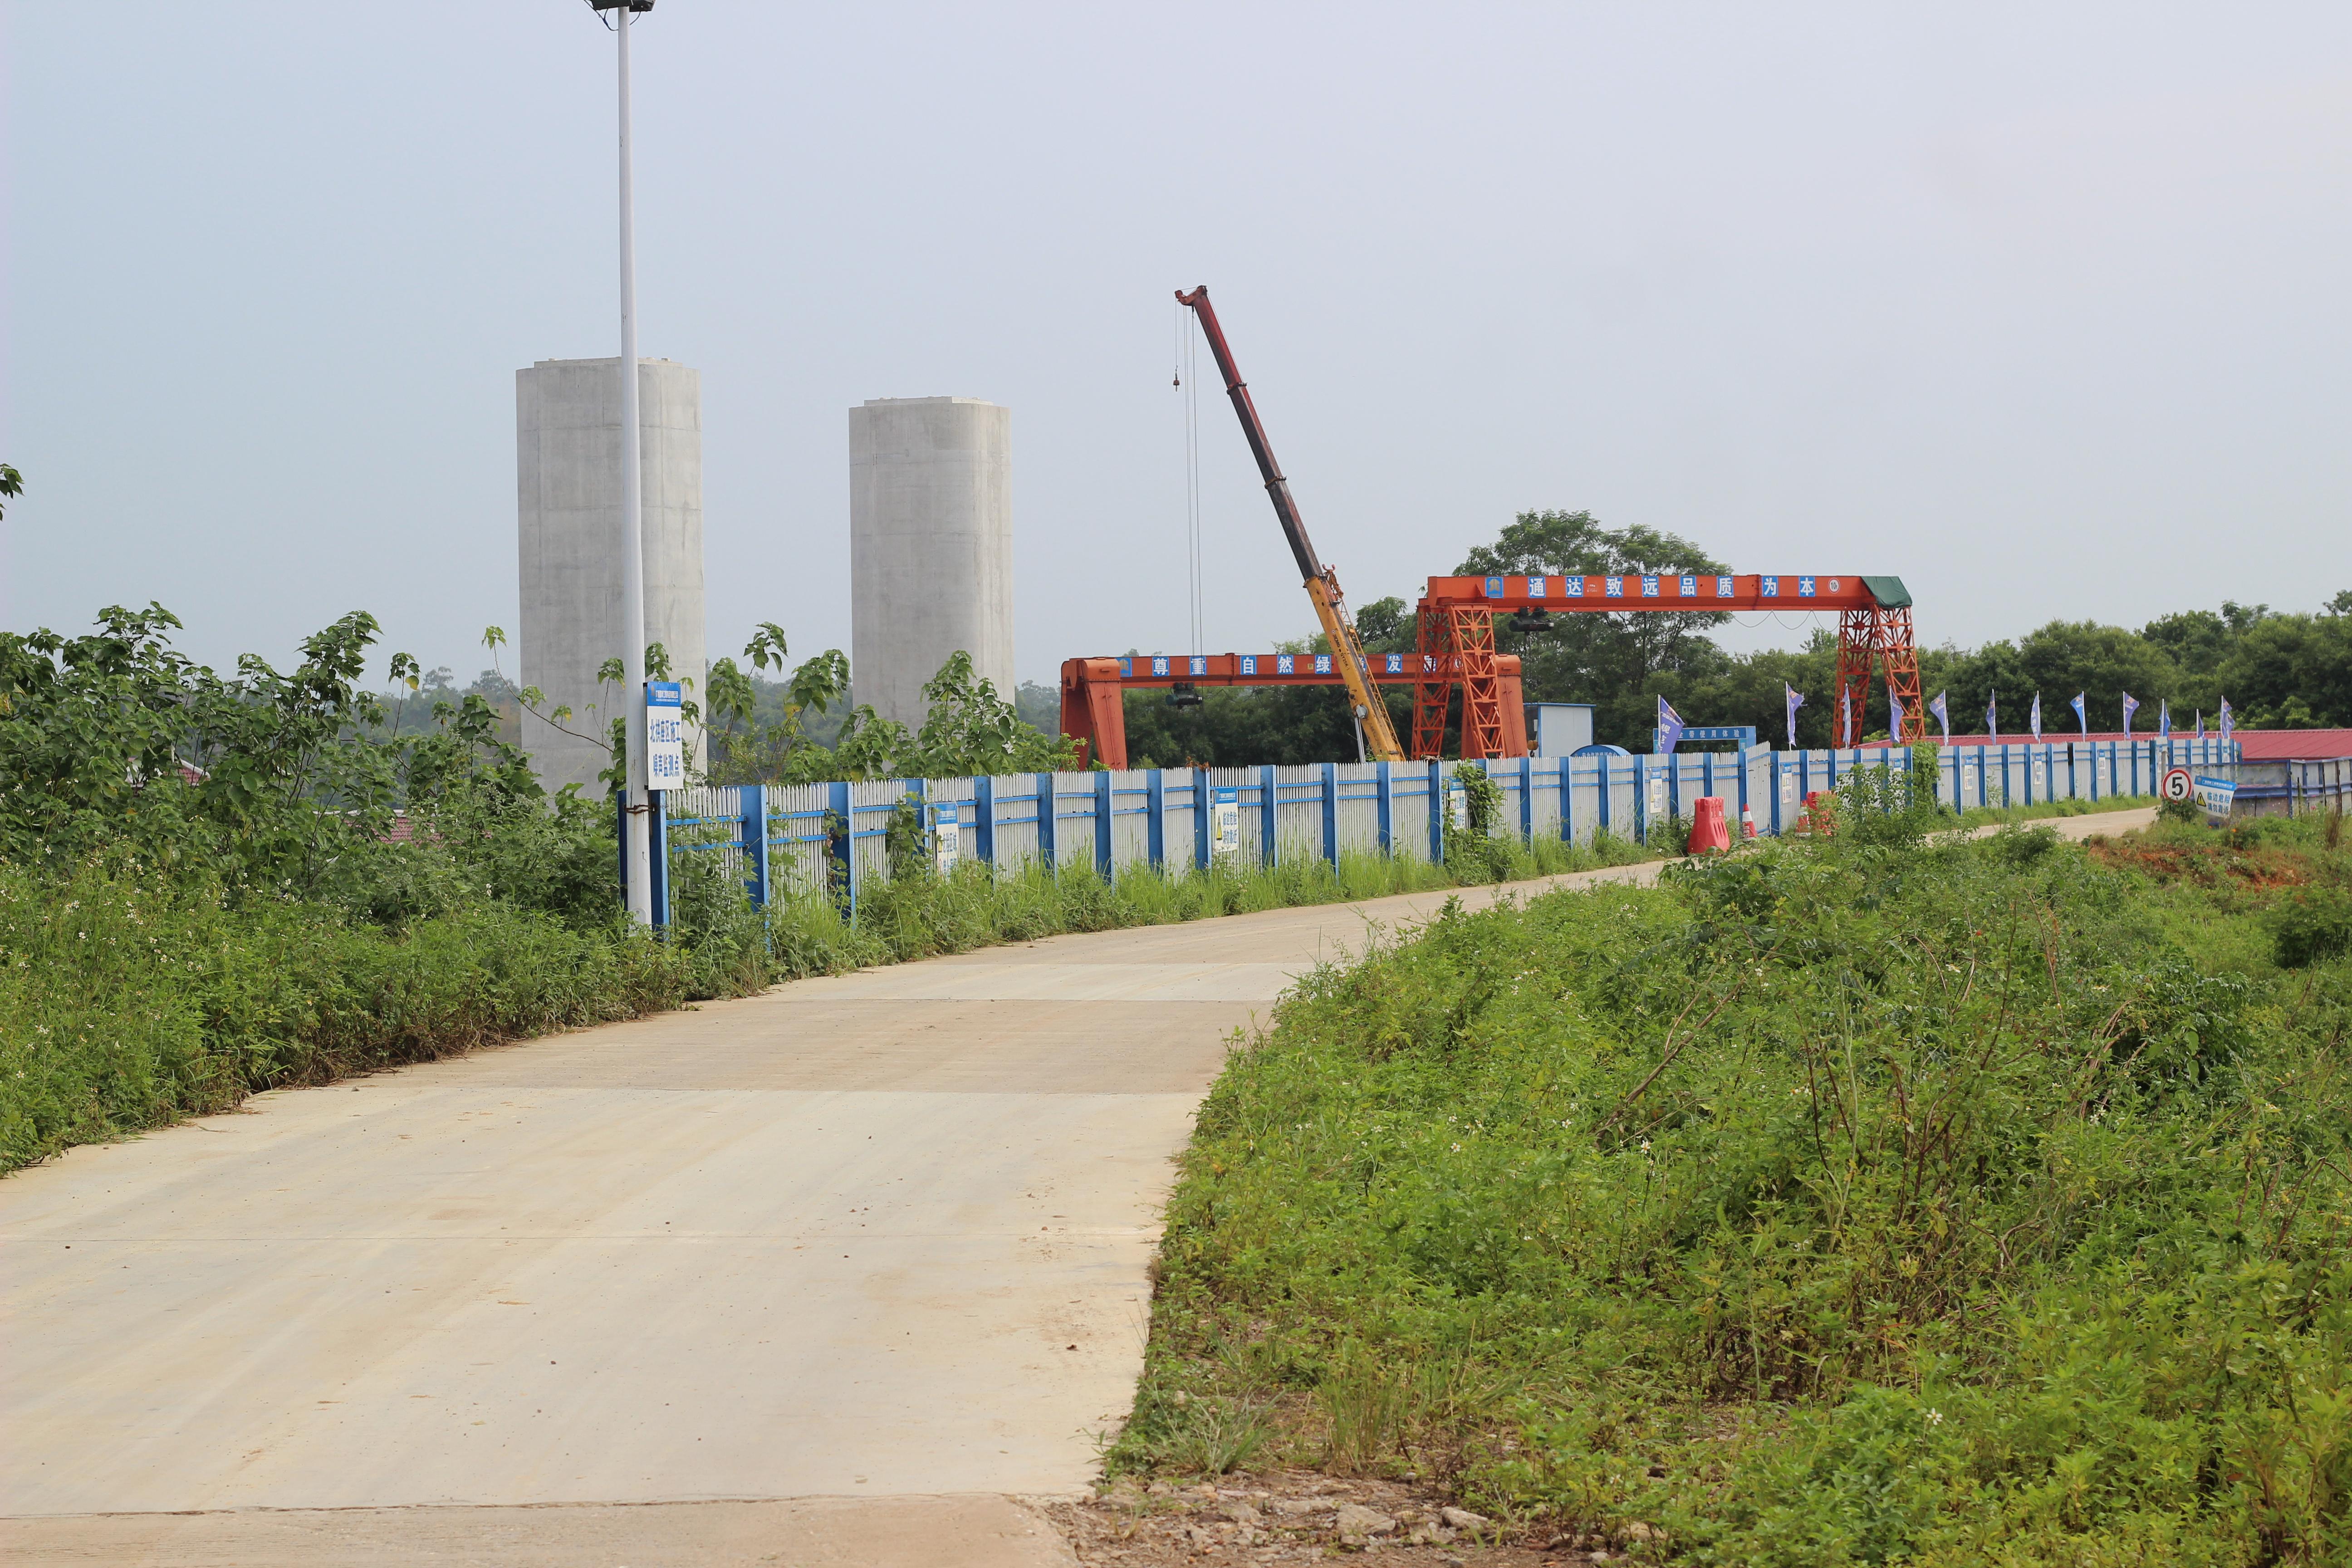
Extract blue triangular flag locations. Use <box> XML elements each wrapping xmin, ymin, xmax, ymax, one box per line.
<box><xmin>2069</xmin><ymin>692</ymin><xmax>2088</xmax><ymax>734</ymax></box>
<box><xmin>1657</xmin><ymin>694</ymin><xmax>1685</xmax><ymax>755</ymax></box>
<box><xmin>1784</xmin><ymin>683</ymin><xmax>1805</xmax><ymax>748</ymax></box>
<box><xmin>1929</xmin><ymin>691</ymin><xmax>1950</xmax><ymax>741</ymax></box>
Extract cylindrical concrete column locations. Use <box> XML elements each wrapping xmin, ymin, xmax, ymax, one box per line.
<box><xmin>517</xmin><ymin>357</ymin><xmax>705</xmax><ymax>795</ymax></box>
<box><xmin>849</xmin><ymin>397</ymin><xmax>1014</xmax><ymax>730</ymax></box>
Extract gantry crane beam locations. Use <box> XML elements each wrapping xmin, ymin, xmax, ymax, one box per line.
<box><xmin>1058</xmin><ymin>652</ymin><xmax>1525</xmax><ymax>771</ymax></box>
<box><xmin>1413</xmin><ymin>571</ymin><xmax>1924</xmax><ymax>757</ymax></box>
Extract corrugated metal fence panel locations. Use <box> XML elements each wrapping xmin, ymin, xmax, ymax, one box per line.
<box><xmin>1162</xmin><ymin>769</ymin><xmax>1203</xmax><ymax>869</ymax></box>
<box><xmin>665</xmin><ymin>783</ymin><xmax>746</xmax><ymax>884</ymax></box>
<box><xmin>981</xmin><ymin>773</ymin><xmax>1043</xmax><ymax>872</ymax></box>
<box><xmin>1269</xmin><ymin>764</ymin><xmax>1320</xmax><ymax>861</ymax></box>
<box><xmin>1107</xmin><ymin>769</ymin><xmax>1154</xmax><ymax>875</ymax></box>
<box><xmin>848</xmin><ymin>779</ymin><xmax>905</xmax><ymax>890</ymax></box>
<box><xmin>763</xmin><ymin>781</ymin><xmax>831</xmax><ymax>898</ymax></box>
<box><xmin>1391</xmin><ymin>765</ymin><xmax>1434</xmax><ymax>863</ymax></box>
<box><xmin>1207</xmin><ymin>766</ymin><xmax>1265</xmax><ymax>865</ymax></box>
<box><xmin>1333</xmin><ymin>763</ymin><xmax>1383</xmax><ymax>858</ymax></box>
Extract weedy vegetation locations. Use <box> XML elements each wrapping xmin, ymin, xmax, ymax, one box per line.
<box><xmin>0</xmin><ymin>602</ymin><xmax>1650</xmax><ymax>1173</ymax></box>
<box><xmin>1116</xmin><ymin>784</ymin><xmax>2352</xmax><ymax>1565</ymax></box>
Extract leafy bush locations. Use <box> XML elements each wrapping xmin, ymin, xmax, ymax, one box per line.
<box><xmin>2274</xmin><ymin>884</ymin><xmax>2352</xmax><ymax>969</ymax></box>
<box><xmin>0</xmin><ymin>856</ymin><xmax>686</xmax><ymax>1170</ymax></box>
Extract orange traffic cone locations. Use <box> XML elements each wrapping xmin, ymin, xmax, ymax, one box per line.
<box><xmin>1740</xmin><ymin>802</ymin><xmax>1758</xmax><ymax>839</ymax></box>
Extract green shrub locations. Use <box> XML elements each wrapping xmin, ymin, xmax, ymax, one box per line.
<box><xmin>2274</xmin><ymin>884</ymin><xmax>2352</xmax><ymax>969</ymax></box>
<box><xmin>0</xmin><ymin>856</ymin><xmax>686</xmax><ymax>1171</ymax></box>
<box><xmin>1117</xmin><ymin>823</ymin><xmax>2352</xmax><ymax>1563</ymax></box>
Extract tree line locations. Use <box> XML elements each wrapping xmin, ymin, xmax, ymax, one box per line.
<box><xmin>1112</xmin><ymin>509</ymin><xmax>2352</xmax><ymax>764</ymax></box>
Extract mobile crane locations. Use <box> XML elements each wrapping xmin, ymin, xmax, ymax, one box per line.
<box><xmin>1174</xmin><ymin>286</ymin><xmax>1406</xmax><ymax>763</ymax></box>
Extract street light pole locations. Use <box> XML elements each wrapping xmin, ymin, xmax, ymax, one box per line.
<box><xmin>603</xmin><ymin>0</ymin><xmax>652</xmax><ymax>924</ymax></box>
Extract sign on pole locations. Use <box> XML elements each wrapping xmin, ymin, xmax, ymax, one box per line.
<box><xmin>2194</xmin><ymin>775</ymin><xmax>2237</xmax><ymax>826</ymax></box>
<box><xmin>2160</xmin><ymin>768</ymin><xmax>2194</xmax><ymax>805</ymax></box>
<box><xmin>1212</xmin><ymin>787</ymin><xmax>1242</xmax><ymax>862</ymax></box>
<box><xmin>931</xmin><ymin>803</ymin><xmax>960</xmax><ymax>875</ymax></box>
<box><xmin>646</xmin><ymin>682</ymin><xmax>684</xmax><ymax>789</ymax></box>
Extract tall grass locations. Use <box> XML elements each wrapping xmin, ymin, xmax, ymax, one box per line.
<box><xmin>1115</xmin><ymin>812</ymin><xmax>2352</xmax><ymax>1564</ymax></box>
<box><xmin>676</xmin><ymin>830</ymin><xmax>1654</xmax><ymax>983</ymax></box>
<box><xmin>3</xmin><ymin>827</ymin><xmax>1652</xmax><ymax>1174</ymax></box>
<box><xmin>0</xmin><ymin>855</ymin><xmax>686</xmax><ymax>1171</ymax></box>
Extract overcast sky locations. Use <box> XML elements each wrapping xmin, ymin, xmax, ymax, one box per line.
<box><xmin>5</xmin><ymin>3</ymin><xmax>2348</xmax><ymax>688</ymax></box>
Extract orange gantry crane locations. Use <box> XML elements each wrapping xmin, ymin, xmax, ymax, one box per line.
<box><xmin>1174</xmin><ymin>286</ymin><xmax>1406</xmax><ymax>763</ymax></box>
<box><xmin>1412</xmin><ymin>571</ymin><xmax>1925</xmax><ymax>756</ymax></box>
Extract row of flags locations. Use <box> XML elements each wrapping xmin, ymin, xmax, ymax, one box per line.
<box><xmin>1657</xmin><ymin>689</ymin><xmax>2236</xmax><ymax>752</ymax></box>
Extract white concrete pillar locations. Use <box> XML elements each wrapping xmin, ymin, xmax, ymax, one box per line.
<box><xmin>849</xmin><ymin>397</ymin><xmax>1014</xmax><ymax>729</ymax></box>
<box><xmin>517</xmin><ymin>357</ymin><xmax>705</xmax><ymax>794</ymax></box>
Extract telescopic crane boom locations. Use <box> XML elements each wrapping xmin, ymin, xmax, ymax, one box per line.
<box><xmin>1175</xmin><ymin>286</ymin><xmax>1406</xmax><ymax>763</ymax></box>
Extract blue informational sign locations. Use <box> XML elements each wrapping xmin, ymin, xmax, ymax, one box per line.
<box><xmin>1211</xmin><ymin>787</ymin><xmax>1242</xmax><ymax>860</ymax></box>
<box><xmin>2194</xmin><ymin>776</ymin><xmax>2237</xmax><ymax>826</ymax></box>
<box><xmin>646</xmin><ymin>681</ymin><xmax>684</xmax><ymax>789</ymax></box>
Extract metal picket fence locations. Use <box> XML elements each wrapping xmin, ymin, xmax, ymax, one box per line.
<box><xmin>642</xmin><ymin>737</ymin><xmax>2242</xmax><ymax>923</ymax></box>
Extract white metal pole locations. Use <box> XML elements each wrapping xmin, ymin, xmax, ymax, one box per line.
<box><xmin>617</xmin><ymin>4</ymin><xmax>652</xmax><ymax>924</ymax></box>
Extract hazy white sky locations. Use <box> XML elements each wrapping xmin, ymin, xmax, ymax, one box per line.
<box><xmin>5</xmin><ymin>3</ymin><xmax>2348</xmax><ymax>686</ymax></box>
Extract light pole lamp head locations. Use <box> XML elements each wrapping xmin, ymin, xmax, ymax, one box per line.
<box><xmin>588</xmin><ymin>1</ymin><xmax>654</xmax><ymax>11</ymax></box>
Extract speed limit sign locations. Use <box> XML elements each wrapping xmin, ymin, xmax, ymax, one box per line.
<box><xmin>2161</xmin><ymin>767</ymin><xmax>2194</xmax><ymax>803</ymax></box>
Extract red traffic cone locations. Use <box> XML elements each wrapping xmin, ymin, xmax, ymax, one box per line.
<box><xmin>1740</xmin><ymin>802</ymin><xmax>1758</xmax><ymax>839</ymax></box>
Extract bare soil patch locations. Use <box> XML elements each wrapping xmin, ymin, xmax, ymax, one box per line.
<box><xmin>1041</xmin><ymin>1470</ymin><xmax>1657</xmax><ymax>1566</ymax></box>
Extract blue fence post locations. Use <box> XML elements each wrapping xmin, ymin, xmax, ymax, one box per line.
<box><xmin>1321</xmin><ymin>763</ymin><xmax>1340</xmax><ymax>867</ymax></box>
<box><xmin>615</xmin><ymin>791</ymin><xmax>628</xmax><ymax>910</ymax></box>
<box><xmin>1597</xmin><ymin>756</ymin><xmax>1612</xmax><ymax>838</ymax></box>
<box><xmin>974</xmin><ymin>775</ymin><xmax>996</xmax><ymax>867</ymax></box>
<box><xmin>1518</xmin><ymin>755</ymin><xmax>1534</xmax><ymax>845</ymax></box>
<box><xmin>1146</xmin><ymin>769</ymin><xmax>1166</xmax><ymax>870</ymax></box>
<box><xmin>1259</xmin><ymin>765</ymin><xmax>1279</xmax><ymax>867</ymax></box>
<box><xmin>741</xmin><ymin>784</ymin><xmax>769</xmax><ymax>908</ymax></box>
<box><xmin>1034</xmin><ymin>773</ymin><xmax>1056</xmax><ymax>871</ymax></box>
<box><xmin>1559</xmin><ymin>754</ymin><xmax>1574</xmax><ymax>844</ymax></box>
<box><xmin>1636</xmin><ymin>755</ymin><xmax>1649</xmax><ymax>844</ymax></box>
<box><xmin>827</xmin><ymin>779</ymin><xmax>853</xmax><ymax>921</ymax></box>
<box><xmin>1194</xmin><ymin>768</ymin><xmax>1212</xmax><ymax>870</ymax></box>
<box><xmin>650</xmin><ymin>791</ymin><xmax>670</xmax><ymax>928</ymax></box>
<box><xmin>1093</xmin><ymin>770</ymin><xmax>1114</xmax><ymax>880</ymax></box>
<box><xmin>1428</xmin><ymin>759</ymin><xmax>1446</xmax><ymax>864</ymax></box>
<box><xmin>1375</xmin><ymin>761</ymin><xmax>1395</xmax><ymax>853</ymax></box>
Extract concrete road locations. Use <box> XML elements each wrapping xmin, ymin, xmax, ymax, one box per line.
<box><xmin>0</xmin><ymin>808</ymin><xmax>2150</xmax><ymax>1563</ymax></box>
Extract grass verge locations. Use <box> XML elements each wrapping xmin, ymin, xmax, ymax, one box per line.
<box><xmin>1113</xmin><ymin>810</ymin><xmax>2352</xmax><ymax>1564</ymax></box>
<box><xmin>2</xmin><ymin>830</ymin><xmax>1654</xmax><ymax>1175</ymax></box>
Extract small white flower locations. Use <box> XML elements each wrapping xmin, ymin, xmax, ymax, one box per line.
<box><xmin>1925</xmin><ymin>1408</ymin><xmax>1944</xmax><ymax>1426</ymax></box>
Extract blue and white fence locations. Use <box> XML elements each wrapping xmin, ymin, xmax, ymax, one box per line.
<box><xmin>647</xmin><ymin>737</ymin><xmax>2240</xmax><ymax>919</ymax></box>
<box><xmin>2229</xmin><ymin>755</ymin><xmax>2352</xmax><ymax>818</ymax></box>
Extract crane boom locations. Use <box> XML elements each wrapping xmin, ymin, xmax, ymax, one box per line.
<box><xmin>1175</xmin><ymin>286</ymin><xmax>1406</xmax><ymax>763</ymax></box>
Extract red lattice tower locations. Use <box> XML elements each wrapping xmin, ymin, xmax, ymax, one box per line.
<box><xmin>1412</xmin><ymin>607</ymin><xmax>1505</xmax><ymax>760</ymax></box>
<box><xmin>1833</xmin><ymin>606</ymin><xmax>1926</xmax><ymax>745</ymax></box>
